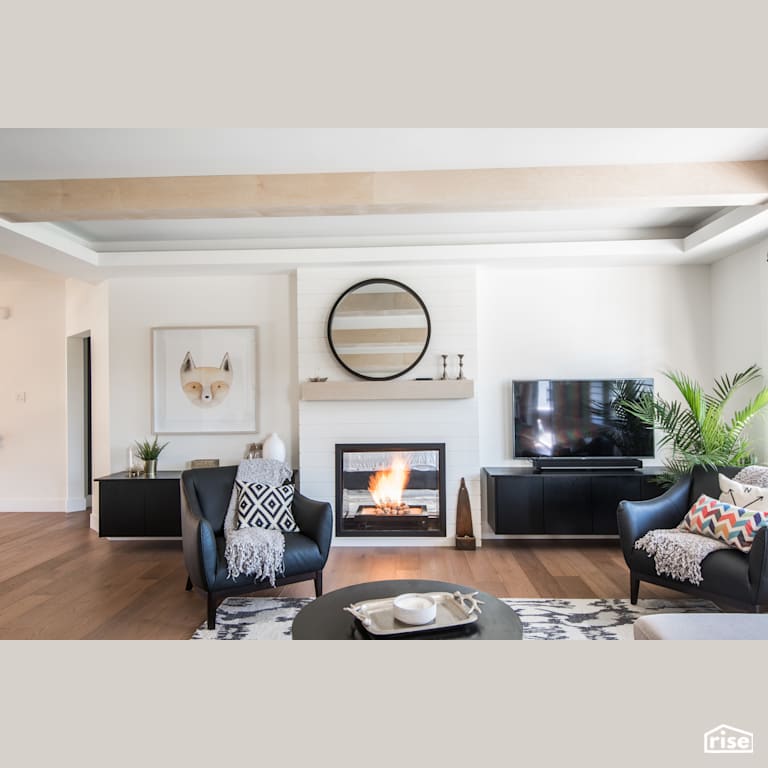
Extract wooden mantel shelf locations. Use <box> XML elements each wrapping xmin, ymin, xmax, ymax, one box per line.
<box><xmin>300</xmin><ymin>379</ymin><xmax>475</xmax><ymax>401</ymax></box>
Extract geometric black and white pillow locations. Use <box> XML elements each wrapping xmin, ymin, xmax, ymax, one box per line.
<box><xmin>235</xmin><ymin>481</ymin><xmax>298</xmax><ymax>531</ymax></box>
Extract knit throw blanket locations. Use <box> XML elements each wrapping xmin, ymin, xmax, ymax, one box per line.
<box><xmin>733</xmin><ymin>464</ymin><xmax>768</xmax><ymax>487</ymax></box>
<box><xmin>223</xmin><ymin>459</ymin><xmax>293</xmax><ymax>586</ymax></box>
<box><xmin>634</xmin><ymin>529</ymin><xmax>728</xmax><ymax>585</ymax></box>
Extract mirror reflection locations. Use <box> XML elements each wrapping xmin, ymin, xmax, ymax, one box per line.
<box><xmin>327</xmin><ymin>279</ymin><xmax>431</xmax><ymax>380</ymax></box>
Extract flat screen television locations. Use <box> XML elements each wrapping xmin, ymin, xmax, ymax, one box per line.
<box><xmin>513</xmin><ymin>379</ymin><xmax>655</xmax><ymax>459</ymax></box>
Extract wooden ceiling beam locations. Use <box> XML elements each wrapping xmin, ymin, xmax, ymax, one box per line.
<box><xmin>1</xmin><ymin>161</ymin><xmax>768</xmax><ymax>222</ymax></box>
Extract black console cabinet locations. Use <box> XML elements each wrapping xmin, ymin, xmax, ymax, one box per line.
<box><xmin>482</xmin><ymin>467</ymin><xmax>666</xmax><ymax>536</ymax></box>
<box><xmin>96</xmin><ymin>471</ymin><xmax>182</xmax><ymax>538</ymax></box>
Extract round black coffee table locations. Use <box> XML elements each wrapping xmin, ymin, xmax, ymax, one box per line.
<box><xmin>291</xmin><ymin>579</ymin><xmax>523</xmax><ymax>640</ymax></box>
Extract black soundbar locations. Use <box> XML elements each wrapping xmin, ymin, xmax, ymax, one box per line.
<box><xmin>532</xmin><ymin>457</ymin><xmax>643</xmax><ymax>472</ymax></box>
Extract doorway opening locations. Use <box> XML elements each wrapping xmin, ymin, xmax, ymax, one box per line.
<box><xmin>66</xmin><ymin>332</ymin><xmax>92</xmax><ymax>512</ymax></box>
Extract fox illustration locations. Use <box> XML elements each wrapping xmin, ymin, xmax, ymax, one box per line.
<box><xmin>180</xmin><ymin>351</ymin><xmax>233</xmax><ymax>408</ymax></box>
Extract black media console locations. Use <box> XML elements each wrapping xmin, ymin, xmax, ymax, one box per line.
<box><xmin>96</xmin><ymin>471</ymin><xmax>182</xmax><ymax>537</ymax></box>
<box><xmin>482</xmin><ymin>466</ymin><xmax>666</xmax><ymax>536</ymax></box>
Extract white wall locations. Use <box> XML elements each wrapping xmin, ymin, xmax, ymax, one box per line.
<box><xmin>1</xmin><ymin>255</ymin><xmax>737</xmax><ymax>543</ymax></box>
<box><xmin>297</xmin><ymin>265</ymin><xmax>481</xmax><ymax>546</ymax></box>
<box><xmin>710</xmin><ymin>238</ymin><xmax>768</xmax><ymax>460</ymax></box>
<box><xmin>61</xmin><ymin>274</ymin><xmax>296</xmax><ymax>532</ymax></box>
<box><xmin>0</xmin><ymin>276</ymin><xmax>67</xmax><ymax>510</ymax></box>
<box><xmin>106</xmin><ymin>275</ymin><xmax>297</xmax><ymax>474</ymax></box>
<box><xmin>476</xmin><ymin>264</ymin><xmax>713</xmax><ymax>536</ymax></box>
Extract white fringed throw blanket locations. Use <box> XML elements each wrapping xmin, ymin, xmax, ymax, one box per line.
<box><xmin>224</xmin><ymin>459</ymin><xmax>293</xmax><ymax>586</ymax></box>
<box><xmin>634</xmin><ymin>529</ymin><xmax>728</xmax><ymax>585</ymax></box>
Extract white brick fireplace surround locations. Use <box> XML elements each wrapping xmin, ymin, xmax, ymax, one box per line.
<box><xmin>296</xmin><ymin>265</ymin><xmax>480</xmax><ymax>547</ymax></box>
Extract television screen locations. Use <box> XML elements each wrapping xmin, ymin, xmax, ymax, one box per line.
<box><xmin>513</xmin><ymin>379</ymin><xmax>654</xmax><ymax>458</ymax></box>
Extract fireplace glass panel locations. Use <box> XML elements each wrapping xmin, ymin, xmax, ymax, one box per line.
<box><xmin>336</xmin><ymin>444</ymin><xmax>446</xmax><ymax>536</ymax></box>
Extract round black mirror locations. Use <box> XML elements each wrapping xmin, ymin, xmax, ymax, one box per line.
<box><xmin>327</xmin><ymin>278</ymin><xmax>431</xmax><ymax>381</ymax></box>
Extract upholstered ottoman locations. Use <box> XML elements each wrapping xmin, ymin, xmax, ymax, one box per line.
<box><xmin>634</xmin><ymin>613</ymin><xmax>768</xmax><ymax>640</ymax></box>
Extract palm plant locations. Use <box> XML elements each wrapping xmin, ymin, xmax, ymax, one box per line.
<box><xmin>619</xmin><ymin>364</ymin><xmax>768</xmax><ymax>487</ymax></box>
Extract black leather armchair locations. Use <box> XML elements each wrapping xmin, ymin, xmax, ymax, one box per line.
<box><xmin>617</xmin><ymin>466</ymin><xmax>768</xmax><ymax>611</ymax></box>
<box><xmin>181</xmin><ymin>465</ymin><xmax>333</xmax><ymax>628</ymax></box>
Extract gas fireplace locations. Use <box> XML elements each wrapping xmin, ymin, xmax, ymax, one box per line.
<box><xmin>335</xmin><ymin>443</ymin><xmax>446</xmax><ymax>537</ymax></box>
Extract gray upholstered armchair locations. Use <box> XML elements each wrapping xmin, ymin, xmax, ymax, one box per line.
<box><xmin>181</xmin><ymin>465</ymin><xmax>333</xmax><ymax>629</ymax></box>
<box><xmin>616</xmin><ymin>466</ymin><xmax>768</xmax><ymax>611</ymax></box>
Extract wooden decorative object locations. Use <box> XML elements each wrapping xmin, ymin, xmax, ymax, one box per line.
<box><xmin>190</xmin><ymin>459</ymin><xmax>220</xmax><ymax>468</ymax></box>
<box><xmin>455</xmin><ymin>477</ymin><xmax>476</xmax><ymax>550</ymax></box>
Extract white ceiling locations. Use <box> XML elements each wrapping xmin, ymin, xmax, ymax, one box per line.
<box><xmin>1</xmin><ymin>128</ymin><xmax>768</xmax><ymax>179</ymax></box>
<box><xmin>1</xmin><ymin>128</ymin><xmax>768</xmax><ymax>279</ymax></box>
<box><xmin>58</xmin><ymin>206</ymin><xmax>723</xmax><ymax>252</ymax></box>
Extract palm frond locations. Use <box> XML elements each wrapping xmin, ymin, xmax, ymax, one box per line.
<box><xmin>729</xmin><ymin>387</ymin><xmax>768</xmax><ymax>433</ymax></box>
<box><xmin>664</xmin><ymin>369</ymin><xmax>706</xmax><ymax>423</ymax></box>
<box><xmin>637</xmin><ymin>366</ymin><xmax>768</xmax><ymax>488</ymax></box>
<box><xmin>617</xmin><ymin>392</ymin><xmax>655</xmax><ymax>424</ymax></box>
<box><xmin>708</xmin><ymin>364</ymin><xmax>762</xmax><ymax>406</ymax></box>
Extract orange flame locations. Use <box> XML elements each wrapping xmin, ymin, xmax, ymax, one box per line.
<box><xmin>368</xmin><ymin>456</ymin><xmax>411</xmax><ymax>507</ymax></box>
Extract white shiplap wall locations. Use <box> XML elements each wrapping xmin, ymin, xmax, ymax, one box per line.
<box><xmin>296</xmin><ymin>265</ymin><xmax>481</xmax><ymax>546</ymax></box>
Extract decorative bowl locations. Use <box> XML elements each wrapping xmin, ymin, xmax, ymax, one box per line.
<box><xmin>392</xmin><ymin>593</ymin><xmax>437</xmax><ymax>625</ymax></box>
<box><xmin>309</xmin><ymin>376</ymin><xmax>328</xmax><ymax>382</ymax></box>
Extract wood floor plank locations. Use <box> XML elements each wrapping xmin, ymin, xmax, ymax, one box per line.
<box><xmin>483</xmin><ymin>548</ymin><xmax>541</xmax><ymax>597</ymax></box>
<box><xmin>0</xmin><ymin>512</ymin><xmax>698</xmax><ymax>639</ymax></box>
<box><xmin>499</xmin><ymin>547</ymin><xmax>563</xmax><ymax>597</ymax></box>
<box><xmin>552</xmin><ymin>575</ymin><xmax>598</xmax><ymax>598</ymax></box>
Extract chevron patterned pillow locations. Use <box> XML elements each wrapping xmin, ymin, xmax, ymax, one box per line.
<box><xmin>235</xmin><ymin>480</ymin><xmax>298</xmax><ymax>532</ymax></box>
<box><xmin>679</xmin><ymin>493</ymin><xmax>768</xmax><ymax>552</ymax></box>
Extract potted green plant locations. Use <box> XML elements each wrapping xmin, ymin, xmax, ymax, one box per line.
<box><xmin>618</xmin><ymin>364</ymin><xmax>768</xmax><ymax>487</ymax></box>
<box><xmin>134</xmin><ymin>436</ymin><xmax>169</xmax><ymax>477</ymax></box>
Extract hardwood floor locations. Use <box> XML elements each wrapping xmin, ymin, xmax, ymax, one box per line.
<box><xmin>0</xmin><ymin>510</ymin><xmax>684</xmax><ymax>639</ymax></box>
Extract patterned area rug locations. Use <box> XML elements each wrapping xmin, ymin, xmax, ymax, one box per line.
<box><xmin>190</xmin><ymin>596</ymin><xmax>719</xmax><ymax>640</ymax></box>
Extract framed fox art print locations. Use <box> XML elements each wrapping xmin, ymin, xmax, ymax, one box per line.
<box><xmin>151</xmin><ymin>326</ymin><xmax>259</xmax><ymax>434</ymax></box>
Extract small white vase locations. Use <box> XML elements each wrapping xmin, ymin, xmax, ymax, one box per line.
<box><xmin>262</xmin><ymin>432</ymin><xmax>286</xmax><ymax>462</ymax></box>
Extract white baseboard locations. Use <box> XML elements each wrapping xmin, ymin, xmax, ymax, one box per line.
<box><xmin>0</xmin><ymin>498</ymin><xmax>68</xmax><ymax>512</ymax></box>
